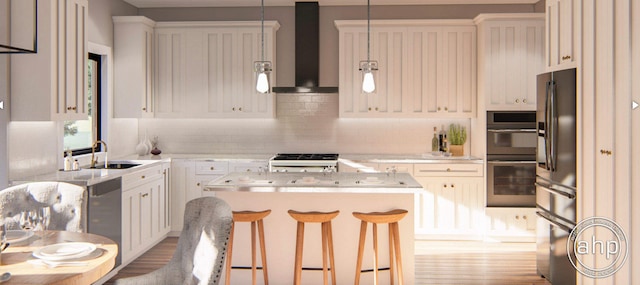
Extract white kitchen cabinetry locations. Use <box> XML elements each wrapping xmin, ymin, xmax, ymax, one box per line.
<box><xmin>155</xmin><ymin>22</ymin><xmax>279</xmax><ymax>118</ymax></box>
<box><xmin>413</xmin><ymin>163</ymin><xmax>484</xmax><ymax>240</ymax></box>
<box><xmin>11</xmin><ymin>0</ymin><xmax>88</xmax><ymax>121</ymax></box>
<box><xmin>113</xmin><ymin>16</ymin><xmax>156</xmax><ymax>118</ymax></box>
<box><xmin>546</xmin><ymin>0</ymin><xmax>576</xmax><ymax>70</ymax></box>
<box><xmin>121</xmin><ymin>165</ymin><xmax>167</xmax><ymax>264</ymax></box>
<box><xmin>475</xmin><ymin>14</ymin><xmax>544</xmax><ymax>111</ymax></box>
<box><xmin>229</xmin><ymin>160</ymin><xmax>269</xmax><ymax>173</ymax></box>
<box><xmin>484</xmin><ymin>207</ymin><xmax>536</xmax><ymax>242</ymax></box>
<box><xmin>336</xmin><ymin>20</ymin><xmax>476</xmax><ymax>119</ymax></box>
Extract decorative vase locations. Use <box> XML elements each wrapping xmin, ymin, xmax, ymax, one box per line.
<box><xmin>449</xmin><ymin>145</ymin><xmax>464</xmax><ymax>156</ymax></box>
<box><xmin>143</xmin><ymin>131</ymin><xmax>153</xmax><ymax>155</ymax></box>
<box><xmin>150</xmin><ymin>147</ymin><xmax>162</xmax><ymax>155</ymax></box>
<box><xmin>135</xmin><ymin>140</ymin><xmax>149</xmax><ymax>156</ymax></box>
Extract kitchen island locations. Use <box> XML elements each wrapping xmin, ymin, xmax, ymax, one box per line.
<box><xmin>204</xmin><ymin>172</ymin><xmax>421</xmax><ymax>285</ymax></box>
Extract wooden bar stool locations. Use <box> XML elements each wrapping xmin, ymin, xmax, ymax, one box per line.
<box><xmin>353</xmin><ymin>209</ymin><xmax>408</xmax><ymax>285</ymax></box>
<box><xmin>225</xmin><ymin>210</ymin><xmax>271</xmax><ymax>285</ymax></box>
<box><xmin>287</xmin><ymin>210</ymin><xmax>340</xmax><ymax>285</ymax></box>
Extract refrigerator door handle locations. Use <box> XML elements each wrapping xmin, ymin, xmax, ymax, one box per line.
<box><xmin>550</xmin><ymin>80</ymin><xmax>558</xmax><ymax>172</ymax></box>
<box><xmin>535</xmin><ymin>182</ymin><xmax>576</xmax><ymax>199</ymax></box>
<box><xmin>544</xmin><ymin>81</ymin><xmax>552</xmax><ymax>170</ymax></box>
<box><xmin>536</xmin><ymin>211</ymin><xmax>573</xmax><ymax>233</ymax></box>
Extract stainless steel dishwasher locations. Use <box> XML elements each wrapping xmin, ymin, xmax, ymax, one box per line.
<box><xmin>87</xmin><ymin>177</ymin><xmax>122</xmax><ymax>267</ymax></box>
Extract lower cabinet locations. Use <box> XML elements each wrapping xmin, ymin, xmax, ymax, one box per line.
<box><xmin>484</xmin><ymin>207</ymin><xmax>536</xmax><ymax>242</ymax></box>
<box><xmin>121</xmin><ymin>164</ymin><xmax>169</xmax><ymax>264</ymax></box>
<box><xmin>412</xmin><ymin>163</ymin><xmax>484</xmax><ymax>240</ymax></box>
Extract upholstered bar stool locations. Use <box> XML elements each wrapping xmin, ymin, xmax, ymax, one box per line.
<box><xmin>225</xmin><ymin>210</ymin><xmax>271</xmax><ymax>285</ymax></box>
<box><xmin>353</xmin><ymin>209</ymin><xmax>408</xmax><ymax>285</ymax></box>
<box><xmin>287</xmin><ymin>210</ymin><xmax>340</xmax><ymax>285</ymax></box>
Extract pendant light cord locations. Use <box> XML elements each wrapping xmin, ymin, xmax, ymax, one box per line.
<box><xmin>367</xmin><ymin>0</ymin><xmax>370</xmax><ymax>62</ymax></box>
<box><xmin>261</xmin><ymin>0</ymin><xmax>265</xmax><ymax>62</ymax></box>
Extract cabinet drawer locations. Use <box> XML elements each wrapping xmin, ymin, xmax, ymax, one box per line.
<box><xmin>122</xmin><ymin>165</ymin><xmax>163</xmax><ymax>190</ymax></box>
<box><xmin>413</xmin><ymin>163</ymin><xmax>483</xmax><ymax>177</ymax></box>
<box><xmin>195</xmin><ymin>161</ymin><xmax>229</xmax><ymax>175</ymax></box>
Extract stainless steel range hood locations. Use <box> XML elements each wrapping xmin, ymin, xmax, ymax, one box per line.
<box><xmin>272</xmin><ymin>2</ymin><xmax>338</xmax><ymax>93</ymax></box>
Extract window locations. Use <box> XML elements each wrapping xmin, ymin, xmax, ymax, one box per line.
<box><xmin>63</xmin><ymin>53</ymin><xmax>102</xmax><ymax>155</ymax></box>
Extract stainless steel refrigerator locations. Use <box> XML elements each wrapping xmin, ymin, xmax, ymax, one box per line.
<box><xmin>536</xmin><ymin>68</ymin><xmax>577</xmax><ymax>285</ymax></box>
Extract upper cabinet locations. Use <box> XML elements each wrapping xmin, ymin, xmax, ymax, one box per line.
<box><xmin>154</xmin><ymin>22</ymin><xmax>279</xmax><ymax>119</ymax></box>
<box><xmin>475</xmin><ymin>14</ymin><xmax>544</xmax><ymax>111</ymax></box>
<box><xmin>545</xmin><ymin>0</ymin><xmax>576</xmax><ymax>70</ymax></box>
<box><xmin>113</xmin><ymin>16</ymin><xmax>156</xmax><ymax>118</ymax></box>
<box><xmin>11</xmin><ymin>0</ymin><xmax>88</xmax><ymax>121</ymax></box>
<box><xmin>336</xmin><ymin>20</ymin><xmax>476</xmax><ymax>119</ymax></box>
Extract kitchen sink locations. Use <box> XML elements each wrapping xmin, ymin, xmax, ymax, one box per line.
<box><xmin>87</xmin><ymin>162</ymin><xmax>141</xmax><ymax>169</ymax></box>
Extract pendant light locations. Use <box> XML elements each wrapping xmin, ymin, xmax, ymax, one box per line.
<box><xmin>255</xmin><ymin>0</ymin><xmax>271</xmax><ymax>93</ymax></box>
<box><xmin>359</xmin><ymin>0</ymin><xmax>377</xmax><ymax>94</ymax></box>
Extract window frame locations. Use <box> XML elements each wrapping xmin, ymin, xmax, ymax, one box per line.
<box><xmin>64</xmin><ymin>52</ymin><xmax>103</xmax><ymax>157</ymax></box>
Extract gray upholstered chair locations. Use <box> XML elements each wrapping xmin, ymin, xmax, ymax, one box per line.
<box><xmin>114</xmin><ymin>196</ymin><xmax>233</xmax><ymax>285</ymax></box>
<box><xmin>0</xmin><ymin>181</ymin><xmax>86</xmax><ymax>232</ymax></box>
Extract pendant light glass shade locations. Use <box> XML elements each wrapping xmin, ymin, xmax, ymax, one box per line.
<box><xmin>360</xmin><ymin>60</ymin><xmax>377</xmax><ymax>94</ymax></box>
<box><xmin>255</xmin><ymin>61</ymin><xmax>272</xmax><ymax>94</ymax></box>
<box><xmin>255</xmin><ymin>0</ymin><xmax>271</xmax><ymax>93</ymax></box>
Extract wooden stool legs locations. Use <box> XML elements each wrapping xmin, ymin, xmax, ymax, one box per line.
<box><xmin>353</xmin><ymin>209</ymin><xmax>408</xmax><ymax>285</ymax></box>
<box><xmin>225</xmin><ymin>210</ymin><xmax>270</xmax><ymax>285</ymax></box>
<box><xmin>289</xmin><ymin>210</ymin><xmax>340</xmax><ymax>285</ymax></box>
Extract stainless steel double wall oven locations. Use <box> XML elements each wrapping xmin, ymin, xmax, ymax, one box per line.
<box><xmin>486</xmin><ymin>111</ymin><xmax>537</xmax><ymax>207</ymax></box>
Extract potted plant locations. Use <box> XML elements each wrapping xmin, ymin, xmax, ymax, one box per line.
<box><xmin>447</xmin><ymin>123</ymin><xmax>467</xmax><ymax>156</ymax></box>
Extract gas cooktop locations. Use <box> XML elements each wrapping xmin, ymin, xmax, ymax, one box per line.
<box><xmin>271</xmin><ymin>153</ymin><xmax>339</xmax><ymax>161</ymax></box>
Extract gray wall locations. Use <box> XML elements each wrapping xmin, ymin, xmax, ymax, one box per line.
<box><xmin>88</xmin><ymin>0</ymin><xmax>138</xmax><ymax>46</ymax></box>
<box><xmin>140</xmin><ymin>4</ymin><xmax>540</xmax><ymax>87</ymax></box>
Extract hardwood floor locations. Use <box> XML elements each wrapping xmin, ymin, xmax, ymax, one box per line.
<box><xmin>106</xmin><ymin>238</ymin><xmax>550</xmax><ymax>285</ymax></box>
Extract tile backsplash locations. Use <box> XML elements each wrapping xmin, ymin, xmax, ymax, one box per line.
<box><xmin>140</xmin><ymin>93</ymin><xmax>471</xmax><ymax>155</ymax></box>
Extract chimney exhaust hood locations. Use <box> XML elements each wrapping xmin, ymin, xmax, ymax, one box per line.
<box><xmin>272</xmin><ymin>2</ymin><xmax>338</xmax><ymax>93</ymax></box>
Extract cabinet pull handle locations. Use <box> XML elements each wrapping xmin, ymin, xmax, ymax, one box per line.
<box><xmin>600</xmin><ymin>149</ymin><xmax>613</xmax><ymax>156</ymax></box>
<box><xmin>142</xmin><ymin>193</ymin><xmax>149</xmax><ymax>198</ymax></box>
<box><xmin>562</xmin><ymin>55</ymin><xmax>571</xmax><ymax>60</ymax></box>
<box><xmin>67</xmin><ymin>106</ymin><xmax>77</xmax><ymax>111</ymax></box>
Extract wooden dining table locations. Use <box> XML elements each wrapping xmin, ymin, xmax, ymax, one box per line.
<box><xmin>0</xmin><ymin>230</ymin><xmax>117</xmax><ymax>285</ymax></box>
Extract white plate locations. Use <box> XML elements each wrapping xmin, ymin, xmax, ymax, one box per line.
<box><xmin>33</xmin><ymin>242</ymin><xmax>96</xmax><ymax>261</ymax></box>
<box><xmin>5</xmin><ymin>230</ymin><xmax>34</xmax><ymax>243</ymax></box>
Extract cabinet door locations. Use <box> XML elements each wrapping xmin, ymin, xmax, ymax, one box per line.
<box><xmin>114</xmin><ymin>17</ymin><xmax>155</xmax><ymax>118</ymax></box>
<box><xmin>169</xmin><ymin>160</ymin><xmax>195</xmax><ymax>232</ymax></box>
<box><xmin>122</xmin><ymin>188</ymin><xmax>144</xmax><ymax>262</ymax></box>
<box><xmin>437</xmin><ymin>27</ymin><xmax>476</xmax><ymax>117</ymax></box>
<box><xmin>415</xmin><ymin>177</ymin><xmax>483</xmax><ymax>239</ymax></box>
<box><xmin>369</xmin><ymin>27</ymin><xmax>407</xmax><ymax>116</ymax></box>
<box><xmin>485</xmin><ymin>207</ymin><xmax>536</xmax><ymax>242</ymax></box>
<box><xmin>338</xmin><ymin>28</ymin><xmax>370</xmax><ymax>117</ymax></box>
<box><xmin>482</xmin><ymin>19</ymin><xmax>543</xmax><ymax>110</ymax></box>
<box><xmin>546</xmin><ymin>0</ymin><xmax>575</xmax><ymax>69</ymax></box>
<box><xmin>10</xmin><ymin>0</ymin><xmax>88</xmax><ymax>121</ymax></box>
<box><xmin>139</xmin><ymin>186</ymin><xmax>153</xmax><ymax>247</ymax></box>
<box><xmin>155</xmin><ymin>29</ymin><xmax>187</xmax><ymax>117</ymax></box>
<box><xmin>407</xmin><ymin>27</ymin><xmax>440</xmax><ymax>116</ymax></box>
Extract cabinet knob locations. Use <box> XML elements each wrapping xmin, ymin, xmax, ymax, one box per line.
<box><xmin>437</xmin><ymin>107</ymin><xmax>441</xmax><ymax>111</ymax></box>
<box><xmin>375</xmin><ymin>107</ymin><xmax>379</xmax><ymax>111</ymax></box>
<box><xmin>210</xmin><ymin>167</ymin><xmax>215</xmax><ymax>170</ymax></box>
<box><xmin>522</xmin><ymin>99</ymin><xmax>527</xmax><ymax>103</ymax></box>
<box><xmin>239</xmin><ymin>107</ymin><xmax>242</xmax><ymax>111</ymax></box>
<box><xmin>443</xmin><ymin>184</ymin><xmax>447</xmax><ymax>188</ymax></box>
<box><xmin>368</xmin><ymin>107</ymin><xmax>372</xmax><ymax>111</ymax></box>
<box><xmin>232</xmin><ymin>107</ymin><xmax>235</xmax><ymax>111</ymax></box>
<box><xmin>444</xmin><ymin>107</ymin><xmax>448</xmax><ymax>111</ymax></box>
<box><xmin>142</xmin><ymin>107</ymin><xmax>147</xmax><ymax>111</ymax></box>
<box><xmin>141</xmin><ymin>175</ymin><xmax>146</xmax><ymax>179</ymax></box>
<box><xmin>516</xmin><ymin>215</ymin><xmax>520</xmax><ymax>220</ymax></box>
<box><xmin>197</xmin><ymin>182</ymin><xmax>201</xmax><ymax>186</ymax></box>
<box><xmin>450</xmin><ymin>184</ymin><xmax>455</xmax><ymax>188</ymax></box>
<box><xmin>446</xmin><ymin>168</ymin><xmax>451</xmax><ymax>172</ymax></box>
<box><xmin>515</xmin><ymin>99</ymin><xmax>520</xmax><ymax>103</ymax></box>
<box><xmin>523</xmin><ymin>215</ymin><xmax>527</xmax><ymax>220</ymax></box>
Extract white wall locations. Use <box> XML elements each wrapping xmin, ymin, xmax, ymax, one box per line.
<box><xmin>140</xmin><ymin>93</ymin><xmax>471</xmax><ymax>155</ymax></box>
<box><xmin>0</xmin><ymin>0</ymin><xmax>9</xmax><ymax>187</ymax></box>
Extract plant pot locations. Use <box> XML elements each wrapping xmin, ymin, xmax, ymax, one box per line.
<box><xmin>449</xmin><ymin>145</ymin><xmax>464</xmax><ymax>156</ymax></box>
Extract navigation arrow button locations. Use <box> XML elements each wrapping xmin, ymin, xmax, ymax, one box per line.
<box><xmin>633</xmin><ymin>101</ymin><xmax>639</xmax><ymax>110</ymax></box>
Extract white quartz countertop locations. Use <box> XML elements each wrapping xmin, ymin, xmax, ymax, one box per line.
<box><xmin>204</xmin><ymin>172</ymin><xmax>422</xmax><ymax>193</ymax></box>
<box><xmin>340</xmin><ymin>153</ymin><xmax>483</xmax><ymax>163</ymax></box>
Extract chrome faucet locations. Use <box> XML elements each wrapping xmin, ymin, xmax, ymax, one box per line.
<box><xmin>90</xmin><ymin>140</ymin><xmax>108</xmax><ymax>168</ymax></box>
